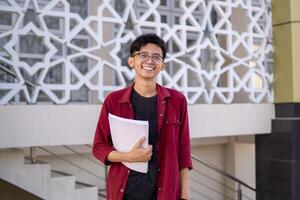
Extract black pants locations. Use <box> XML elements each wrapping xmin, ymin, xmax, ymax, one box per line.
<box><xmin>123</xmin><ymin>192</ymin><xmax>157</xmax><ymax>200</ymax></box>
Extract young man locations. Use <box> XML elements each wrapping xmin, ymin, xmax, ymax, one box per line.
<box><xmin>92</xmin><ymin>34</ymin><xmax>193</xmax><ymax>200</ymax></box>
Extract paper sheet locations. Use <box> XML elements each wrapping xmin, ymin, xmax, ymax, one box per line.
<box><xmin>108</xmin><ymin>113</ymin><xmax>149</xmax><ymax>173</ymax></box>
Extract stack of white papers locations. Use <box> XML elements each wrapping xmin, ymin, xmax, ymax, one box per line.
<box><xmin>108</xmin><ymin>113</ymin><xmax>149</xmax><ymax>173</ymax></box>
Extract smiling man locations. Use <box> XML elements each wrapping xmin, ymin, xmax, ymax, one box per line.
<box><xmin>92</xmin><ymin>34</ymin><xmax>193</xmax><ymax>200</ymax></box>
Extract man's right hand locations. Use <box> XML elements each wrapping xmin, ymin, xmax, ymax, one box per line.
<box><xmin>126</xmin><ymin>137</ymin><xmax>152</xmax><ymax>163</ymax></box>
<box><xmin>107</xmin><ymin>136</ymin><xmax>152</xmax><ymax>163</ymax></box>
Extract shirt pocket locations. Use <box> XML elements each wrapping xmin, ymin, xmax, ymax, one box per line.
<box><xmin>164</xmin><ymin>119</ymin><xmax>181</xmax><ymax>126</ymax></box>
<box><xmin>163</xmin><ymin>118</ymin><xmax>181</xmax><ymax>142</ymax></box>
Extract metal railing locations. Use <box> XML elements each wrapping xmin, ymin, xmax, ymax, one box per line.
<box><xmin>27</xmin><ymin>144</ymin><xmax>256</xmax><ymax>200</ymax></box>
<box><xmin>191</xmin><ymin>154</ymin><xmax>256</xmax><ymax>200</ymax></box>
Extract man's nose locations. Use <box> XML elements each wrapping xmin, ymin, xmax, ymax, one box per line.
<box><xmin>145</xmin><ymin>56</ymin><xmax>155</xmax><ymax>64</ymax></box>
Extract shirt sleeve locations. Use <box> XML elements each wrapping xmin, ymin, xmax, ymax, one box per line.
<box><xmin>92</xmin><ymin>97</ymin><xmax>115</xmax><ymax>165</ymax></box>
<box><xmin>178</xmin><ymin>96</ymin><xmax>193</xmax><ymax>170</ymax></box>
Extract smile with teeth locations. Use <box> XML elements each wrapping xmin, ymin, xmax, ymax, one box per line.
<box><xmin>141</xmin><ymin>65</ymin><xmax>156</xmax><ymax>71</ymax></box>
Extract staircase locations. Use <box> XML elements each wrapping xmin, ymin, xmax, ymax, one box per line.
<box><xmin>0</xmin><ymin>146</ymin><xmax>256</xmax><ymax>200</ymax></box>
<box><xmin>0</xmin><ymin>149</ymin><xmax>99</xmax><ymax>200</ymax></box>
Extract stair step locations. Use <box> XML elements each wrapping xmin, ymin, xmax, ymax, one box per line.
<box><xmin>0</xmin><ymin>150</ymin><xmax>51</xmax><ymax>198</ymax></box>
<box><xmin>0</xmin><ymin>149</ymin><xmax>25</xmax><ymax>174</ymax></box>
<box><xmin>51</xmin><ymin>169</ymin><xmax>97</xmax><ymax>188</ymax></box>
<box><xmin>75</xmin><ymin>186</ymin><xmax>98</xmax><ymax>200</ymax></box>
<box><xmin>98</xmin><ymin>188</ymin><xmax>107</xmax><ymax>198</ymax></box>
<box><xmin>51</xmin><ymin>170</ymin><xmax>73</xmax><ymax>178</ymax></box>
<box><xmin>75</xmin><ymin>181</ymin><xmax>94</xmax><ymax>189</ymax></box>
<box><xmin>0</xmin><ymin>149</ymin><xmax>101</xmax><ymax>200</ymax></box>
<box><xmin>22</xmin><ymin>163</ymin><xmax>51</xmax><ymax>197</ymax></box>
<box><xmin>49</xmin><ymin>176</ymin><xmax>76</xmax><ymax>200</ymax></box>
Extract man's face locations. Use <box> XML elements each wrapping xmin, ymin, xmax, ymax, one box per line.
<box><xmin>128</xmin><ymin>43</ymin><xmax>165</xmax><ymax>81</ymax></box>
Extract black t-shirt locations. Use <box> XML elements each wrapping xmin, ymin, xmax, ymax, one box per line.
<box><xmin>123</xmin><ymin>89</ymin><xmax>158</xmax><ymax>200</ymax></box>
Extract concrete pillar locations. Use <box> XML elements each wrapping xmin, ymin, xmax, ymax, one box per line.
<box><xmin>225</xmin><ymin>137</ymin><xmax>256</xmax><ymax>200</ymax></box>
<box><xmin>273</xmin><ymin>0</ymin><xmax>300</xmax><ymax>103</ymax></box>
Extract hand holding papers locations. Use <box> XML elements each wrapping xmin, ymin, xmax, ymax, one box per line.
<box><xmin>108</xmin><ymin>113</ymin><xmax>149</xmax><ymax>173</ymax></box>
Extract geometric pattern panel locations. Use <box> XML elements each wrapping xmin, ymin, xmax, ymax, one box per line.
<box><xmin>0</xmin><ymin>0</ymin><xmax>273</xmax><ymax>105</ymax></box>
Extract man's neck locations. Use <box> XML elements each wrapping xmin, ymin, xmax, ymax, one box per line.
<box><xmin>133</xmin><ymin>79</ymin><xmax>157</xmax><ymax>97</ymax></box>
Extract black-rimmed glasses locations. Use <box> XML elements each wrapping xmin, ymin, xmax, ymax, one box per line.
<box><xmin>132</xmin><ymin>52</ymin><xmax>164</xmax><ymax>64</ymax></box>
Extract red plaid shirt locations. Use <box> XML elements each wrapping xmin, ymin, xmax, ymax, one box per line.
<box><xmin>92</xmin><ymin>83</ymin><xmax>193</xmax><ymax>200</ymax></box>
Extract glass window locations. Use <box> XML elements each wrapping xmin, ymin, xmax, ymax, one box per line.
<box><xmin>0</xmin><ymin>12</ymin><xmax>12</xmax><ymax>25</ymax></box>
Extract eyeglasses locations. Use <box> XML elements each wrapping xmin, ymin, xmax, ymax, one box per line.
<box><xmin>132</xmin><ymin>52</ymin><xmax>164</xmax><ymax>64</ymax></box>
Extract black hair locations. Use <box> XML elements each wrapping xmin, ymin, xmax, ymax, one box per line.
<box><xmin>130</xmin><ymin>33</ymin><xmax>167</xmax><ymax>59</ymax></box>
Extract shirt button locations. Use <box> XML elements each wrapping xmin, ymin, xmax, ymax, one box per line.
<box><xmin>159</xmin><ymin>113</ymin><xmax>163</xmax><ymax>117</ymax></box>
<box><xmin>127</xmin><ymin>170</ymin><xmax>130</xmax><ymax>174</ymax></box>
<box><xmin>120</xmin><ymin>188</ymin><xmax>124</xmax><ymax>192</ymax></box>
<box><xmin>158</xmin><ymin>187</ymin><xmax>162</xmax><ymax>191</ymax></box>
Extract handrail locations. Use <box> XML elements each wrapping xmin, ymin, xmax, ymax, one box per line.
<box><xmin>191</xmin><ymin>162</ymin><xmax>254</xmax><ymax>200</ymax></box>
<box><xmin>192</xmin><ymin>166</ymin><xmax>236</xmax><ymax>192</ymax></box>
<box><xmin>0</xmin><ymin>63</ymin><xmax>36</xmax><ymax>89</ymax></box>
<box><xmin>191</xmin><ymin>154</ymin><xmax>256</xmax><ymax>192</ymax></box>
<box><xmin>190</xmin><ymin>187</ymin><xmax>214</xmax><ymax>200</ymax></box>
<box><xmin>37</xmin><ymin>146</ymin><xmax>105</xmax><ymax>181</ymax></box>
<box><xmin>190</xmin><ymin>175</ymin><xmax>235</xmax><ymax>200</ymax></box>
<box><xmin>29</xmin><ymin>145</ymin><xmax>255</xmax><ymax>199</ymax></box>
<box><xmin>85</xmin><ymin>144</ymin><xmax>254</xmax><ymax>199</ymax></box>
<box><xmin>62</xmin><ymin>145</ymin><xmax>104</xmax><ymax>167</ymax></box>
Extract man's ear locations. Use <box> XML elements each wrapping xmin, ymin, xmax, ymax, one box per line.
<box><xmin>161</xmin><ymin>63</ymin><xmax>166</xmax><ymax>71</ymax></box>
<box><xmin>128</xmin><ymin>57</ymin><xmax>134</xmax><ymax>68</ymax></box>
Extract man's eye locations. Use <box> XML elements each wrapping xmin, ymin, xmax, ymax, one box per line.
<box><xmin>139</xmin><ymin>54</ymin><xmax>148</xmax><ymax>59</ymax></box>
<box><xmin>152</xmin><ymin>56</ymin><xmax>161</xmax><ymax>61</ymax></box>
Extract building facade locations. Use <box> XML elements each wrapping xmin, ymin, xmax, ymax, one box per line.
<box><xmin>1</xmin><ymin>0</ymin><xmax>292</xmax><ymax>199</ymax></box>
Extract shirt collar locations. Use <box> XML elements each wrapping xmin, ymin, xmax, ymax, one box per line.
<box><xmin>118</xmin><ymin>82</ymin><xmax>170</xmax><ymax>104</ymax></box>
